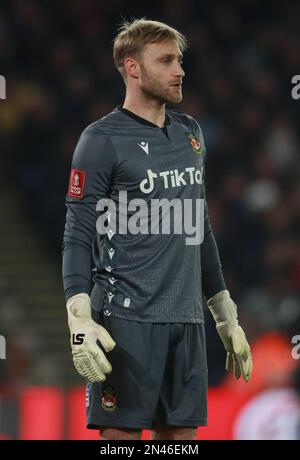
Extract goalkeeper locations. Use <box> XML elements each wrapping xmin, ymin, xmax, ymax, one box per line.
<box><xmin>62</xmin><ymin>18</ymin><xmax>252</xmax><ymax>441</ymax></box>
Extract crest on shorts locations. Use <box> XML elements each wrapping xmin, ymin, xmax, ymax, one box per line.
<box><xmin>101</xmin><ymin>388</ymin><xmax>118</xmax><ymax>411</ymax></box>
<box><xmin>188</xmin><ymin>133</ymin><xmax>203</xmax><ymax>154</ymax></box>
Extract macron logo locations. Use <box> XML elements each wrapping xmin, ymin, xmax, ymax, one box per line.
<box><xmin>138</xmin><ymin>141</ymin><xmax>149</xmax><ymax>155</ymax></box>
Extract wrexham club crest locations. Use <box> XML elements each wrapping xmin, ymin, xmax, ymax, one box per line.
<box><xmin>101</xmin><ymin>387</ymin><xmax>118</xmax><ymax>411</ymax></box>
<box><xmin>188</xmin><ymin>133</ymin><xmax>204</xmax><ymax>154</ymax></box>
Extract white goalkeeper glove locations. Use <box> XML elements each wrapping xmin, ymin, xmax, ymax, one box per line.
<box><xmin>66</xmin><ymin>293</ymin><xmax>116</xmax><ymax>382</ymax></box>
<box><xmin>207</xmin><ymin>290</ymin><xmax>252</xmax><ymax>382</ymax></box>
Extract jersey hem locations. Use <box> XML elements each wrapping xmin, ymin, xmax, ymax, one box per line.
<box><xmin>102</xmin><ymin>312</ymin><xmax>205</xmax><ymax>324</ymax></box>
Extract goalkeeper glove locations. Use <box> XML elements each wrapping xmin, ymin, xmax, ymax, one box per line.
<box><xmin>66</xmin><ymin>293</ymin><xmax>116</xmax><ymax>382</ymax></box>
<box><xmin>207</xmin><ymin>290</ymin><xmax>252</xmax><ymax>382</ymax></box>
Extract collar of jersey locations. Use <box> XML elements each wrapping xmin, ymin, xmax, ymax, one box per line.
<box><xmin>117</xmin><ymin>104</ymin><xmax>170</xmax><ymax>128</ymax></box>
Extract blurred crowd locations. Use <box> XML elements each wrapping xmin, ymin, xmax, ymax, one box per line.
<box><xmin>0</xmin><ymin>0</ymin><xmax>300</xmax><ymax>400</ymax></box>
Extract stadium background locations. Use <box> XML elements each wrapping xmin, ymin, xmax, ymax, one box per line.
<box><xmin>0</xmin><ymin>0</ymin><xmax>299</xmax><ymax>440</ymax></box>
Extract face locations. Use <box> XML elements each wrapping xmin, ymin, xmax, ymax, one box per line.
<box><xmin>136</xmin><ymin>40</ymin><xmax>185</xmax><ymax>104</ymax></box>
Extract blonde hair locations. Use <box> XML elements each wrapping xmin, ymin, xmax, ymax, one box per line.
<box><xmin>113</xmin><ymin>18</ymin><xmax>188</xmax><ymax>80</ymax></box>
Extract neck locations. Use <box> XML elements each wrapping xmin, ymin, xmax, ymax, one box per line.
<box><xmin>123</xmin><ymin>93</ymin><xmax>166</xmax><ymax>128</ymax></box>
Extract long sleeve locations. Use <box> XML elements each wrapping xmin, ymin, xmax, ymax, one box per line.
<box><xmin>201</xmin><ymin>199</ymin><xmax>226</xmax><ymax>298</ymax></box>
<box><xmin>62</xmin><ymin>125</ymin><xmax>117</xmax><ymax>301</ymax></box>
<box><xmin>191</xmin><ymin>117</ymin><xmax>227</xmax><ymax>299</ymax></box>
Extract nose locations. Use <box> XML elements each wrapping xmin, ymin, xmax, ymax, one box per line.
<box><xmin>174</xmin><ymin>62</ymin><xmax>185</xmax><ymax>78</ymax></box>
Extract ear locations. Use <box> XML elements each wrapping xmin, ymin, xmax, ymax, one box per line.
<box><xmin>123</xmin><ymin>57</ymin><xmax>140</xmax><ymax>79</ymax></box>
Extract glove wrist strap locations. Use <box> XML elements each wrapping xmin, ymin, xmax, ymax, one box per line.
<box><xmin>66</xmin><ymin>293</ymin><xmax>91</xmax><ymax>319</ymax></box>
<box><xmin>207</xmin><ymin>290</ymin><xmax>238</xmax><ymax>324</ymax></box>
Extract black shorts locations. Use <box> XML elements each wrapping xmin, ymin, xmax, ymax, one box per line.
<box><xmin>86</xmin><ymin>307</ymin><xmax>208</xmax><ymax>430</ymax></box>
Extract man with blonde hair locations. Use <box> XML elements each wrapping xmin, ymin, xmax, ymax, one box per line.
<box><xmin>62</xmin><ymin>18</ymin><xmax>252</xmax><ymax>440</ymax></box>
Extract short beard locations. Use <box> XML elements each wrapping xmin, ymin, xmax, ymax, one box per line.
<box><xmin>140</xmin><ymin>65</ymin><xmax>182</xmax><ymax>105</ymax></box>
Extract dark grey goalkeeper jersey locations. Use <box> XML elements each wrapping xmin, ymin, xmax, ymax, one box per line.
<box><xmin>63</xmin><ymin>105</ymin><xmax>222</xmax><ymax>323</ymax></box>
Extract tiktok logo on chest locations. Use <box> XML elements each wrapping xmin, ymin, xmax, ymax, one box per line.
<box><xmin>140</xmin><ymin>166</ymin><xmax>204</xmax><ymax>194</ymax></box>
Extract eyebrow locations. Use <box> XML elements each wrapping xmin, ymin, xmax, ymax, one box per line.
<box><xmin>158</xmin><ymin>53</ymin><xmax>183</xmax><ymax>59</ymax></box>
